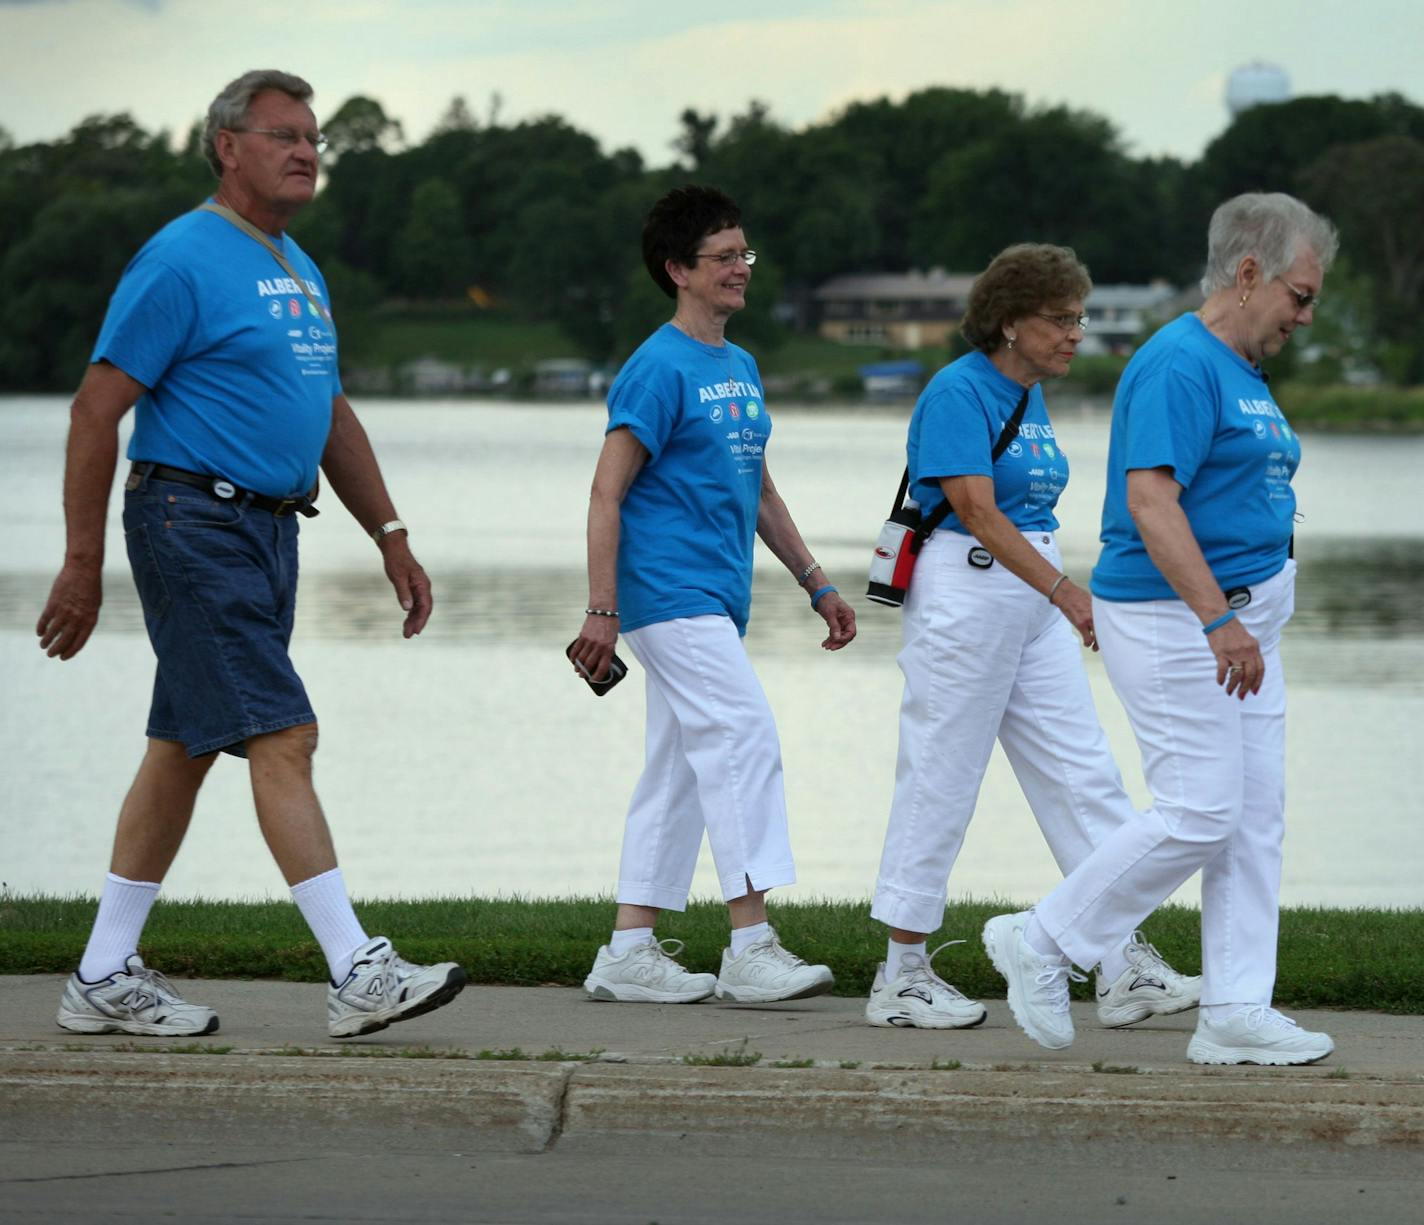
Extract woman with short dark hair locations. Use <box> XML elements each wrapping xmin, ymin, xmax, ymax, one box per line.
<box><xmin>867</xmin><ymin>243</ymin><xmax>1197</xmax><ymax>1032</ymax></box>
<box><xmin>570</xmin><ymin>185</ymin><xmax>857</xmax><ymax>1005</ymax></box>
<box><xmin>984</xmin><ymin>194</ymin><xmax>1339</xmax><ymax>1065</ymax></box>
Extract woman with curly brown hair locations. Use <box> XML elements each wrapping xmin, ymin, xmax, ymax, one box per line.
<box><xmin>865</xmin><ymin>243</ymin><xmax>1197</xmax><ymax>1032</ymax></box>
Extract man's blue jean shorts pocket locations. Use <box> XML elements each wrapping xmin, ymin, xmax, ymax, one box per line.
<box><xmin>123</xmin><ymin>479</ymin><xmax>315</xmax><ymax>759</ymax></box>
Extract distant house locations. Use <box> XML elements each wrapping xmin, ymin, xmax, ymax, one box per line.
<box><xmin>399</xmin><ymin>355</ymin><xmax>468</xmax><ymax>394</ymax></box>
<box><xmin>814</xmin><ymin>269</ymin><xmax>975</xmax><ymax>349</ymax></box>
<box><xmin>1081</xmin><ymin>283</ymin><xmax>1183</xmax><ymax>356</ymax></box>
<box><xmin>859</xmin><ymin>360</ymin><xmax>925</xmax><ymax>398</ymax></box>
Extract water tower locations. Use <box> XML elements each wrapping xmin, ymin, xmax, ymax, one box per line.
<box><xmin>1226</xmin><ymin>62</ymin><xmax>1292</xmax><ymax>118</ymax></box>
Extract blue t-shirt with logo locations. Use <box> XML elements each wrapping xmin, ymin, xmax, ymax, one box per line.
<box><xmin>93</xmin><ymin>205</ymin><xmax>341</xmax><ymax>498</ymax></box>
<box><xmin>608</xmin><ymin>324</ymin><xmax>771</xmax><ymax>636</ymax></box>
<box><xmin>908</xmin><ymin>349</ymin><xmax>1068</xmax><ymax>534</ymax></box>
<box><xmin>1092</xmin><ymin>313</ymin><xmax>1302</xmax><ymax>602</ymax></box>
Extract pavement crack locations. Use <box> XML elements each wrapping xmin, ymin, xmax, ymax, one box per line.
<box><xmin>0</xmin><ymin>1156</ymin><xmax>319</xmax><ymax>1185</ymax></box>
<box><xmin>539</xmin><ymin>1062</ymin><xmax>578</xmax><ymax>1154</ymax></box>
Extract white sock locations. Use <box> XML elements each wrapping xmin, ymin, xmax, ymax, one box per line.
<box><xmin>886</xmin><ymin>939</ymin><xmax>926</xmax><ymax>978</ymax></box>
<box><xmin>1098</xmin><ymin>944</ymin><xmax>1131</xmax><ymax>984</ymax></box>
<box><xmin>78</xmin><ymin>873</ymin><xmax>161</xmax><ymax>982</ymax></box>
<box><xmin>610</xmin><ymin>927</ymin><xmax>654</xmax><ymax>956</ymax></box>
<box><xmin>1023</xmin><ymin>914</ymin><xmax>1066</xmax><ymax>961</ymax></box>
<box><xmin>290</xmin><ymin>867</ymin><xmax>368</xmax><ymax>984</ymax></box>
<box><xmin>730</xmin><ymin>920</ymin><xmax>770</xmax><ymax>956</ymax></box>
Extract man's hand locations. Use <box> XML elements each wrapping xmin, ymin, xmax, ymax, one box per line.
<box><xmin>36</xmin><ymin>561</ymin><xmax>103</xmax><ymax>660</ymax></box>
<box><xmin>379</xmin><ymin>536</ymin><xmax>432</xmax><ymax>638</ymax></box>
<box><xmin>814</xmin><ymin>591</ymin><xmax>857</xmax><ymax>651</ymax></box>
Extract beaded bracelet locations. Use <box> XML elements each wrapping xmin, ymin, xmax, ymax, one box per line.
<box><xmin>585</xmin><ymin>607</ymin><xmax>620</xmax><ymax>618</ymax></box>
<box><xmin>810</xmin><ymin>584</ymin><xmax>837</xmax><ymax>609</ymax></box>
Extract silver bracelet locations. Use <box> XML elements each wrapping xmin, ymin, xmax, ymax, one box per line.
<box><xmin>585</xmin><ymin>607</ymin><xmax>620</xmax><ymax>618</ymax></box>
<box><xmin>1047</xmin><ymin>573</ymin><xmax>1068</xmax><ymax>603</ymax></box>
<box><xmin>370</xmin><ymin>519</ymin><xmax>407</xmax><ymax>543</ymax></box>
<box><xmin>797</xmin><ymin>560</ymin><xmax>822</xmax><ymax>585</ymax></box>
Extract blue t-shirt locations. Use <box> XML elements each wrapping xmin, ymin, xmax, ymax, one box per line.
<box><xmin>608</xmin><ymin>324</ymin><xmax>771</xmax><ymax>635</ymax></box>
<box><xmin>93</xmin><ymin>205</ymin><xmax>341</xmax><ymax>498</ymax></box>
<box><xmin>1092</xmin><ymin>313</ymin><xmax>1302</xmax><ymax>602</ymax></box>
<box><xmin>908</xmin><ymin>349</ymin><xmax>1068</xmax><ymax>534</ymax></box>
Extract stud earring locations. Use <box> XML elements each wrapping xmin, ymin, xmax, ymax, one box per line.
<box><xmin>1006</xmin><ymin>335</ymin><xmax>1016</xmax><ymax>350</ymax></box>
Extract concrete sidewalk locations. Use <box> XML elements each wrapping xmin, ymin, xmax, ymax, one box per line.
<box><xmin>4</xmin><ymin>973</ymin><xmax>1423</xmax><ymax>1154</ymax></box>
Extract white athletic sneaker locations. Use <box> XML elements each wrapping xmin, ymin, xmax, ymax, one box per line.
<box><xmin>1095</xmin><ymin>931</ymin><xmax>1202</xmax><ymax>1027</ymax></box>
<box><xmin>328</xmin><ymin>936</ymin><xmax>468</xmax><ymax>1038</ymax></box>
<box><xmin>865</xmin><ymin>942</ymin><xmax>987</xmax><ymax>1029</ymax></box>
<box><xmin>1186</xmin><ymin>1006</ymin><xmax>1334</xmax><ymax>1066</ymax></box>
<box><xmin>714</xmin><ymin>928</ymin><xmax>834</xmax><ymax>1003</ymax></box>
<box><xmin>56</xmin><ymin>955</ymin><xmax>219</xmax><ymax>1037</ymax></box>
<box><xmin>982</xmin><ymin>911</ymin><xmax>1084</xmax><ymax>1050</ymax></box>
<box><xmin>583</xmin><ymin>937</ymin><xmax>716</xmax><ymax>1003</ymax></box>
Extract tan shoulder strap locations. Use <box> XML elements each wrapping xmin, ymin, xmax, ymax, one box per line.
<box><xmin>197</xmin><ymin>201</ymin><xmax>330</xmax><ymax>322</ymax></box>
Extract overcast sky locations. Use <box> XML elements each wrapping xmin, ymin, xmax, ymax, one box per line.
<box><xmin>3</xmin><ymin>0</ymin><xmax>1421</xmax><ymax>164</ymax></box>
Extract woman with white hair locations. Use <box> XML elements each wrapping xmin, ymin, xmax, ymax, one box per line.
<box><xmin>982</xmin><ymin>192</ymin><xmax>1340</xmax><ymax>1065</ymax></box>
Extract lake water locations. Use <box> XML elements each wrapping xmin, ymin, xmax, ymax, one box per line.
<box><xmin>2</xmin><ymin>395</ymin><xmax>1421</xmax><ymax>908</ymax></box>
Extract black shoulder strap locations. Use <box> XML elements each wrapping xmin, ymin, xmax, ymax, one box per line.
<box><xmin>910</xmin><ymin>387</ymin><xmax>1031</xmax><ymax>544</ymax></box>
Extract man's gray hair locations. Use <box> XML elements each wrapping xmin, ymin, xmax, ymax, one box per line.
<box><xmin>201</xmin><ymin>69</ymin><xmax>314</xmax><ymax>177</ymax></box>
<box><xmin>1200</xmin><ymin>192</ymin><xmax>1339</xmax><ymax>297</ymax></box>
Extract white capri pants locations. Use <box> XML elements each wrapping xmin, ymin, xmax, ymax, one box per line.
<box><xmin>872</xmin><ymin>530</ymin><xmax>1140</xmax><ymax>935</ymax></box>
<box><xmin>1035</xmin><ymin>560</ymin><xmax>1296</xmax><ymax>1006</ymax></box>
<box><xmin>616</xmin><ymin>614</ymin><xmax>797</xmax><ymax>909</ymax></box>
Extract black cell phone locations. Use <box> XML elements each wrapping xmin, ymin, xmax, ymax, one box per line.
<box><xmin>566</xmin><ymin>640</ymin><xmax>628</xmax><ymax>696</ymax></box>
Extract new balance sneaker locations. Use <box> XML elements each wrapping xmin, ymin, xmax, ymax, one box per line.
<box><xmin>583</xmin><ymin>937</ymin><xmax>716</xmax><ymax>1003</ymax></box>
<box><xmin>328</xmin><ymin>936</ymin><xmax>467</xmax><ymax>1038</ymax></box>
<box><xmin>56</xmin><ymin>956</ymin><xmax>218</xmax><ymax>1037</ymax></box>
<box><xmin>982</xmin><ymin>911</ymin><xmax>1084</xmax><ymax>1050</ymax></box>
<box><xmin>865</xmin><ymin>942</ymin><xmax>987</xmax><ymax>1029</ymax></box>
<box><xmin>1095</xmin><ymin>931</ymin><xmax>1202</xmax><ymax>1027</ymax></box>
<box><xmin>1186</xmin><ymin>1006</ymin><xmax>1334</xmax><ymax>1066</ymax></box>
<box><xmin>714</xmin><ymin>928</ymin><xmax>834</xmax><ymax>1003</ymax></box>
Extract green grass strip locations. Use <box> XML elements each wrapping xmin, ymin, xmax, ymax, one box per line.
<box><xmin>3</xmin><ymin>894</ymin><xmax>1421</xmax><ymax>1013</ymax></box>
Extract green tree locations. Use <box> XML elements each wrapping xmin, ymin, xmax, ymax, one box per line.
<box><xmin>324</xmin><ymin>95</ymin><xmax>404</xmax><ymax>158</ymax></box>
<box><xmin>1303</xmin><ymin>134</ymin><xmax>1424</xmax><ymax>383</ymax></box>
<box><xmin>394</xmin><ymin>178</ymin><xmax>474</xmax><ymax>298</ymax></box>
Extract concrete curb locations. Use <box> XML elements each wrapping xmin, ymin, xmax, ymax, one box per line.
<box><xmin>6</xmin><ymin>1048</ymin><xmax>1422</xmax><ymax>1151</ymax></box>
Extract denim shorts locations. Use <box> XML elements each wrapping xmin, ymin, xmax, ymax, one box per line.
<box><xmin>123</xmin><ymin>474</ymin><xmax>315</xmax><ymax>758</ymax></box>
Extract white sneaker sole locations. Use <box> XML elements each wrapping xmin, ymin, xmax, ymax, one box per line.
<box><xmin>1186</xmin><ymin>1037</ymin><xmax>1334</xmax><ymax>1066</ymax></box>
<box><xmin>982</xmin><ymin>915</ymin><xmax>1074</xmax><ymax>1050</ymax></box>
<box><xmin>1097</xmin><ymin>994</ymin><xmax>1200</xmax><ymax>1028</ymax></box>
<box><xmin>329</xmin><ymin>965</ymin><xmax>468</xmax><ymax>1038</ymax></box>
<box><xmin>56</xmin><ymin>1009</ymin><xmax>219</xmax><ymax>1037</ymax></box>
<box><xmin>865</xmin><ymin>1001</ymin><xmax>987</xmax><ymax>1029</ymax></box>
<box><xmin>713</xmin><ymin>968</ymin><xmax>834</xmax><ymax>1004</ymax></box>
<box><xmin>583</xmin><ymin>977</ymin><xmax>715</xmax><ymax>1003</ymax></box>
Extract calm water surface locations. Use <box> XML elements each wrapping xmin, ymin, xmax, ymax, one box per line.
<box><xmin>2</xmin><ymin>396</ymin><xmax>1421</xmax><ymax>907</ymax></box>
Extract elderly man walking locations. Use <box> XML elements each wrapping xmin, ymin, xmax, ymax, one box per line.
<box><xmin>36</xmin><ymin>69</ymin><xmax>466</xmax><ymax>1039</ymax></box>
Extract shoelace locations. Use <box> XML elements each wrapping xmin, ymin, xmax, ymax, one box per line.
<box><xmin>131</xmin><ymin>964</ymin><xmax>182</xmax><ymax>1002</ymax></box>
<box><xmin>1034</xmin><ymin>959</ymin><xmax>1087</xmax><ymax>1014</ymax></box>
<box><xmin>1125</xmin><ymin>931</ymin><xmax>1185</xmax><ymax>984</ymax></box>
<box><xmin>900</xmin><ymin>940</ymin><xmax>971</xmax><ymax>1001</ymax></box>
<box><xmin>1238</xmin><ymin>1005</ymin><xmax>1299</xmax><ymax>1032</ymax></box>
<box><xmin>640</xmin><ymin>937</ymin><xmax>695</xmax><ymax>972</ymax></box>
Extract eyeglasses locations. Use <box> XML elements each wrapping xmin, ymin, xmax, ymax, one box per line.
<box><xmin>1034</xmin><ymin>312</ymin><xmax>1089</xmax><ymax>332</ymax></box>
<box><xmin>231</xmin><ymin>126</ymin><xmax>329</xmax><ymax>154</ymax></box>
<box><xmin>1276</xmin><ymin>277</ymin><xmax>1321</xmax><ymax>310</ymax></box>
<box><xmin>695</xmin><ymin>249</ymin><xmax>757</xmax><ymax>267</ymax></box>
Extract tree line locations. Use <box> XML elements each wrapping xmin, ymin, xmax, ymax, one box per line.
<box><xmin>2</xmin><ymin>85</ymin><xmax>1423</xmax><ymax>390</ymax></box>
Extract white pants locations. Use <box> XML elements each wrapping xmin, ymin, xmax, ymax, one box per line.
<box><xmin>1035</xmin><ymin>561</ymin><xmax>1296</xmax><ymax>1006</ymax></box>
<box><xmin>871</xmin><ymin>530</ymin><xmax>1139</xmax><ymax>934</ymax></box>
<box><xmin>617</xmin><ymin>615</ymin><xmax>797</xmax><ymax>909</ymax></box>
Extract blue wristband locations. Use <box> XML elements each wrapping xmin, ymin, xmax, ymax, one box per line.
<box><xmin>810</xmin><ymin>584</ymin><xmax>837</xmax><ymax>609</ymax></box>
<box><xmin>1201</xmin><ymin>610</ymin><xmax>1236</xmax><ymax>635</ymax></box>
